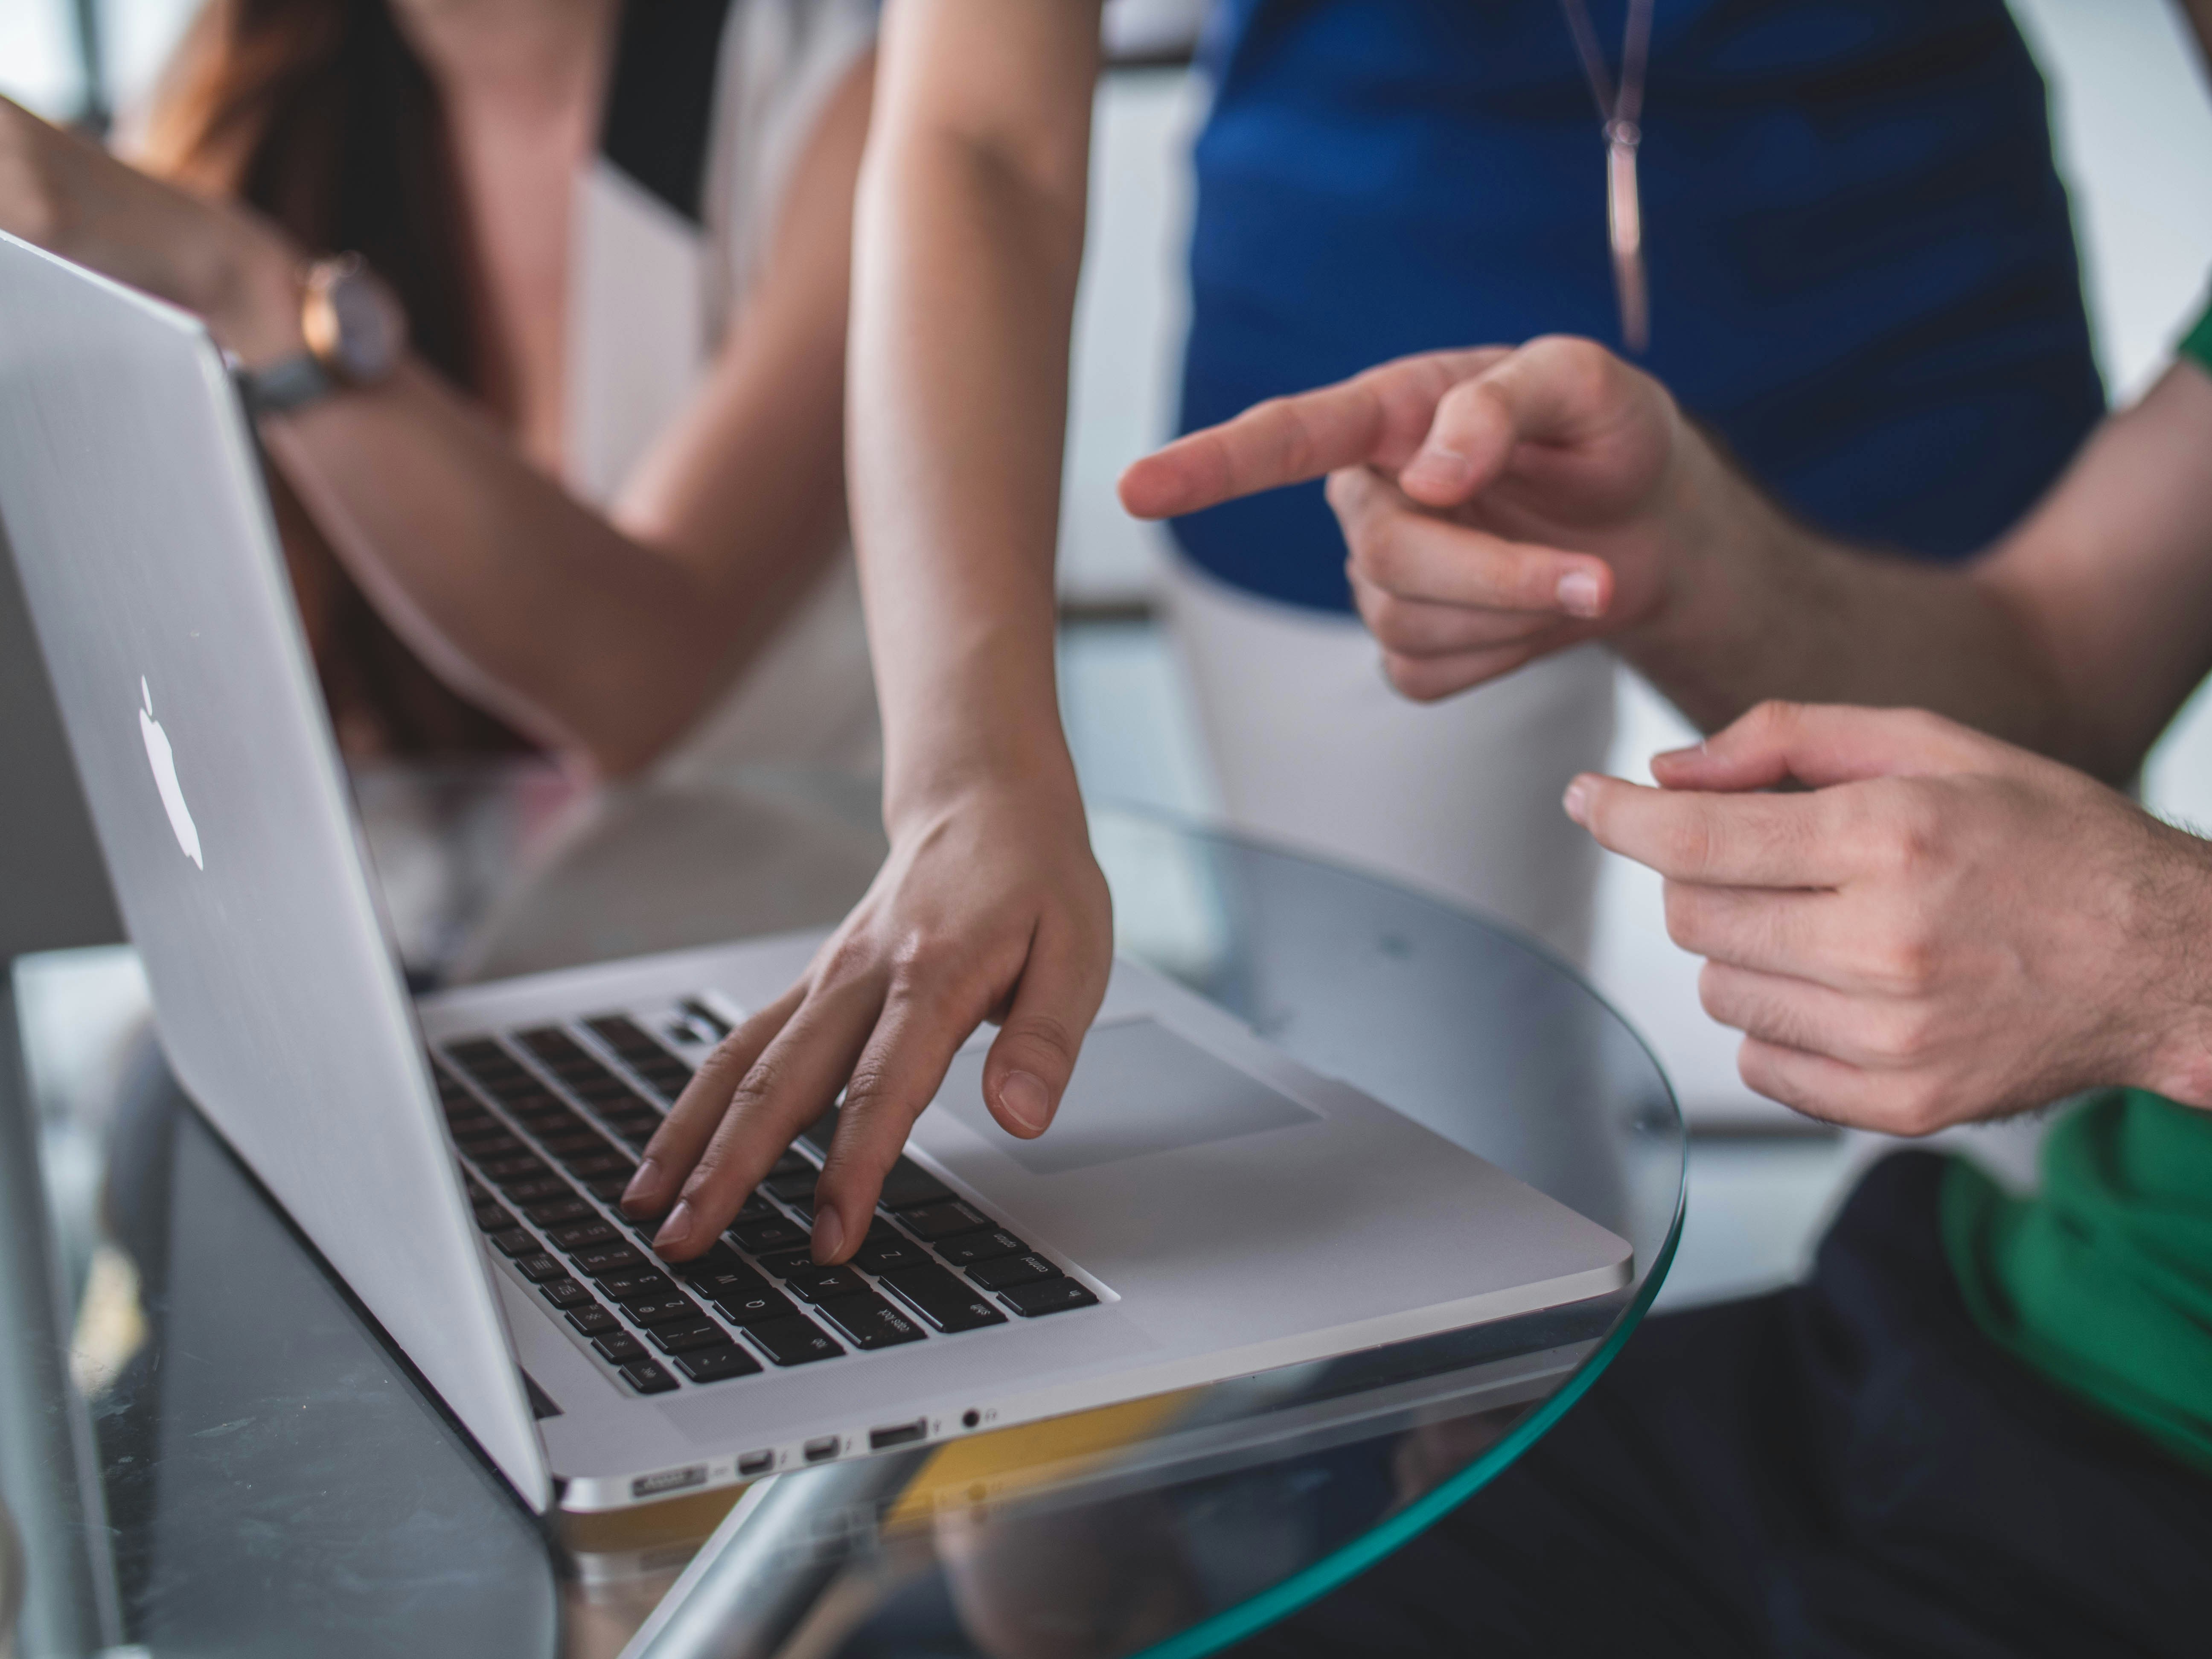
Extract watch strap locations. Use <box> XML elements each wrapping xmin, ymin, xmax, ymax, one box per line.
<box><xmin>242</xmin><ymin>352</ymin><xmax>340</xmax><ymax>416</ymax></box>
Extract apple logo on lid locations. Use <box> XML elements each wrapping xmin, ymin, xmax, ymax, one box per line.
<box><xmin>139</xmin><ymin>676</ymin><xmax>203</xmax><ymax>870</ymax></box>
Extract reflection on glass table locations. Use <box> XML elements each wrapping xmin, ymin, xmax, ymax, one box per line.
<box><xmin>0</xmin><ymin>767</ymin><xmax>1682</xmax><ymax>1659</ymax></box>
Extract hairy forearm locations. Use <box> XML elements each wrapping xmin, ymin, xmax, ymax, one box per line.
<box><xmin>1616</xmin><ymin>434</ymin><xmax>2095</xmax><ymax>770</ymax></box>
<box><xmin>847</xmin><ymin>55</ymin><xmax>1094</xmax><ymax>827</ymax></box>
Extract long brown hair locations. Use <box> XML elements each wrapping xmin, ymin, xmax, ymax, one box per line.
<box><xmin>140</xmin><ymin>0</ymin><xmax>527</xmax><ymax>756</ymax></box>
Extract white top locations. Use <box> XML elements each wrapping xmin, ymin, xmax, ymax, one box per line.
<box><xmin>566</xmin><ymin>0</ymin><xmax>879</xmax><ymax>783</ymax></box>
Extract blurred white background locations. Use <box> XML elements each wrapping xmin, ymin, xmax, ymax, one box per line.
<box><xmin>9</xmin><ymin>0</ymin><xmax>2212</xmax><ymax>1301</ymax></box>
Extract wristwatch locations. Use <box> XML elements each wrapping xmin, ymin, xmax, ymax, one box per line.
<box><xmin>243</xmin><ymin>254</ymin><xmax>407</xmax><ymax>416</ymax></box>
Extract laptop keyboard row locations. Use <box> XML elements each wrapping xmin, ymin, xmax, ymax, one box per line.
<box><xmin>435</xmin><ymin>1002</ymin><xmax>1097</xmax><ymax>1398</ymax></box>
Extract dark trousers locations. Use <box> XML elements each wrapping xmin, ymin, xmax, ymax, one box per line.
<box><xmin>1237</xmin><ymin>1153</ymin><xmax>2212</xmax><ymax>1658</ymax></box>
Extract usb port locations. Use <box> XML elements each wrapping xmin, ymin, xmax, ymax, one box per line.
<box><xmin>803</xmin><ymin>1435</ymin><xmax>841</xmax><ymax>1464</ymax></box>
<box><xmin>737</xmin><ymin>1449</ymin><xmax>774</xmax><ymax>1476</ymax></box>
<box><xmin>869</xmin><ymin>1419</ymin><xmax>927</xmax><ymax>1451</ymax></box>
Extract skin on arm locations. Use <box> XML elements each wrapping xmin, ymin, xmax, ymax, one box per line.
<box><xmin>624</xmin><ymin>0</ymin><xmax>1115</xmax><ymax>1263</ymax></box>
<box><xmin>1123</xmin><ymin>339</ymin><xmax>2212</xmax><ymax>784</ymax></box>
<box><xmin>259</xmin><ymin>54</ymin><xmax>873</xmax><ymax>775</ymax></box>
<box><xmin>1560</xmin><ymin>701</ymin><xmax>2212</xmax><ymax>1127</ymax></box>
<box><xmin>0</xmin><ymin>58</ymin><xmax>867</xmax><ymax>778</ymax></box>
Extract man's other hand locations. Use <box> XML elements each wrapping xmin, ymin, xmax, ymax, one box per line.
<box><xmin>1564</xmin><ymin>701</ymin><xmax>2212</xmax><ymax>1131</ymax></box>
<box><xmin>1120</xmin><ymin>337</ymin><xmax>1726</xmax><ymax>701</ymax></box>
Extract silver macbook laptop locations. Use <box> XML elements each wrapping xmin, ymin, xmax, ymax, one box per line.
<box><xmin>0</xmin><ymin>233</ymin><xmax>1631</xmax><ymax>1515</ymax></box>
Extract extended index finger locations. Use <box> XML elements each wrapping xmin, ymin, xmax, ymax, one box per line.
<box><xmin>1118</xmin><ymin>348</ymin><xmax>1507</xmax><ymax>520</ymax></box>
<box><xmin>1564</xmin><ymin>773</ymin><xmax>1849</xmax><ymax>889</ymax></box>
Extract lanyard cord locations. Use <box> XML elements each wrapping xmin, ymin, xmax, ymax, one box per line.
<box><xmin>1560</xmin><ymin>0</ymin><xmax>1653</xmax><ymax>135</ymax></box>
<box><xmin>1558</xmin><ymin>0</ymin><xmax>1656</xmax><ymax>350</ymax></box>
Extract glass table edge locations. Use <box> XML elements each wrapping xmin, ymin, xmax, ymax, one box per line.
<box><xmin>1128</xmin><ymin>1180</ymin><xmax>1689</xmax><ymax>1659</ymax></box>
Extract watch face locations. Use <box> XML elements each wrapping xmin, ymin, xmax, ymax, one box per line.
<box><xmin>310</xmin><ymin>262</ymin><xmax>405</xmax><ymax>383</ymax></box>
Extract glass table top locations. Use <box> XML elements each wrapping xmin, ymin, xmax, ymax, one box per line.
<box><xmin>0</xmin><ymin>766</ymin><xmax>1683</xmax><ymax>1659</ymax></box>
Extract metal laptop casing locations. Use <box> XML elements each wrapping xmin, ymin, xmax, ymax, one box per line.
<box><xmin>0</xmin><ymin>234</ymin><xmax>550</xmax><ymax>1510</ymax></box>
<box><xmin>0</xmin><ymin>233</ymin><xmax>1632</xmax><ymax>1518</ymax></box>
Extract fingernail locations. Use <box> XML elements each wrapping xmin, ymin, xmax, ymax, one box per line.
<box><xmin>811</xmin><ymin>1206</ymin><xmax>845</xmax><ymax>1264</ymax></box>
<box><xmin>1563</xmin><ymin>777</ymin><xmax>1591</xmax><ymax>824</ymax></box>
<box><xmin>621</xmin><ymin>1157</ymin><xmax>661</xmax><ymax>1213</ymax></box>
<box><xmin>652</xmin><ymin>1200</ymin><xmax>693</xmax><ymax>1254</ymax></box>
<box><xmin>1557</xmin><ymin>570</ymin><xmax>1603</xmax><ymax>618</ymax></box>
<box><xmin>1405</xmin><ymin>445</ymin><xmax>1472</xmax><ymax>489</ymax></box>
<box><xmin>999</xmin><ymin>1071</ymin><xmax>1051</xmax><ymax>1135</ymax></box>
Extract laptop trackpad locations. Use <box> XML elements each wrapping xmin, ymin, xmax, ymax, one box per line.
<box><xmin>939</xmin><ymin>1018</ymin><xmax>1319</xmax><ymax>1175</ymax></box>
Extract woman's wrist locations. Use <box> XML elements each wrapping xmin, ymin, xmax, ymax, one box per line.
<box><xmin>192</xmin><ymin>216</ymin><xmax>309</xmax><ymax>370</ymax></box>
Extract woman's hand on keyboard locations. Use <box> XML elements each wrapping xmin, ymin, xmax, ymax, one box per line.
<box><xmin>623</xmin><ymin>774</ymin><xmax>1112</xmax><ymax>1263</ymax></box>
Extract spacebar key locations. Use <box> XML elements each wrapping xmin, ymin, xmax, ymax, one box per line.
<box><xmin>882</xmin><ymin>1264</ymin><xmax>1007</xmax><ymax>1333</ymax></box>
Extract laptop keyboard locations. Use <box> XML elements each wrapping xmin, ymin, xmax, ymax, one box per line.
<box><xmin>434</xmin><ymin>1002</ymin><xmax>1098</xmax><ymax>1397</ymax></box>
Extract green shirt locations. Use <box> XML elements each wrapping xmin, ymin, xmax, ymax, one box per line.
<box><xmin>2184</xmin><ymin>299</ymin><xmax>2212</xmax><ymax>373</ymax></box>
<box><xmin>1942</xmin><ymin>295</ymin><xmax>2212</xmax><ymax>1476</ymax></box>
<box><xmin>1944</xmin><ymin>1091</ymin><xmax>2212</xmax><ymax>1475</ymax></box>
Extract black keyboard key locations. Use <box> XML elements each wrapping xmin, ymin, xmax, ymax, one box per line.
<box><xmin>564</xmin><ymin>1153</ymin><xmax>635</xmax><ymax>1181</ymax></box>
<box><xmin>753</xmin><ymin>1251</ymin><xmax>815</xmax><ymax>1281</ymax></box>
<box><xmin>618</xmin><ymin>1360</ymin><xmax>677</xmax><ymax>1395</ymax></box>
<box><xmin>489</xmin><ymin>1228</ymin><xmax>537</xmax><ymax>1258</ymax></box>
<box><xmin>546</xmin><ymin>1220</ymin><xmax>619</xmax><ymax>1253</ymax></box>
<box><xmin>454</xmin><ymin>1130</ymin><xmax>524</xmax><ymax>1160</ymax></box>
<box><xmin>899</xmin><ymin>1200</ymin><xmax>993</xmax><ymax>1241</ymax></box>
<box><xmin>764</xmin><ymin>1168</ymin><xmax>819</xmax><ymax>1203</ymax></box>
<box><xmin>593</xmin><ymin>1330</ymin><xmax>646</xmax><ymax>1364</ymax></box>
<box><xmin>585</xmin><ymin>1013</ymin><xmax>656</xmax><ymax>1051</ymax></box>
<box><xmin>936</xmin><ymin>1228</ymin><xmax>1027</xmax><ymax>1268</ymax></box>
<box><xmin>998</xmin><ymin>1276</ymin><xmax>1099</xmax><ymax>1317</ymax></box>
<box><xmin>502</xmin><ymin>1176</ymin><xmax>574</xmax><ymax>1206</ymax></box>
<box><xmin>573</xmin><ymin>1242</ymin><xmax>648</xmax><ymax>1278</ymax></box>
<box><xmin>586</xmin><ymin>1176</ymin><xmax>635</xmax><ymax>1204</ymax></box>
<box><xmin>673</xmin><ymin>1345</ymin><xmax>762</xmax><ymax>1384</ymax></box>
<box><xmin>539</xmin><ymin>1277</ymin><xmax>591</xmax><ymax>1309</ymax></box>
<box><xmin>770</xmin><ymin>1150</ymin><xmax>816</xmax><ymax>1179</ymax></box>
<box><xmin>731</xmin><ymin>1216</ymin><xmax>807</xmax><ymax>1256</ymax></box>
<box><xmin>815</xmin><ymin>1292</ymin><xmax>926</xmax><ymax>1350</ymax></box>
<box><xmin>597</xmin><ymin>1268</ymin><xmax>677</xmax><ymax>1304</ymax></box>
<box><xmin>480</xmin><ymin>1155</ymin><xmax>553</xmax><ymax>1185</ymax></box>
<box><xmin>472</xmin><ymin>1202</ymin><xmax>516</xmax><ymax>1232</ymax></box>
<box><xmin>518</xmin><ymin>1026</ymin><xmax>586</xmax><ymax>1062</ymax></box>
<box><xmin>708</xmin><ymin>1281</ymin><xmax>798</xmax><ymax>1328</ymax></box>
<box><xmin>634</xmin><ymin>1062</ymin><xmax>693</xmax><ymax>1096</ymax></box>
<box><xmin>882</xmin><ymin>1264</ymin><xmax>1008</xmax><ymax>1333</ymax></box>
<box><xmin>677</xmin><ymin>1246</ymin><xmax>765</xmax><ymax>1299</ymax></box>
<box><xmin>798</xmin><ymin>1105</ymin><xmax>840</xmax><ymax>1155</ymax></box>
<box><xmin>732</xmin><ymin>1191</ymin><xmax>778</xmax><ymax>1225</ymax></box>
<box><xmin>514</xmin><ymin>1252</ymin><xmax>567</xmax><ymax>1283</ymax></box>
<box><xmin>566</xmin><ymin>1304</ymin><xmax>620</xmax><ymax>1337</ymax></box>
<box><xmin>745</xmin><ymin>1317</ymin><xmax>842</xmax><ymax>1367</ymax></box>
<box><xmin>523</xmin><ymin>1197</ymin><xmax>596</xmax><ymax>1228</ymax></box>
<box><xmin>607</xmin><ymin>1123</ymin><xmax>658</xmax><ymax>1152</ymax></box>
<box><xmin>853</xmin><ymin>1231</ymin><xmax>932</xmax><ymax>1276</ymax></box>
<box><xmin>777</xmin><ymin>1264</ymin><xmax>869</xmax><ymax>1304</ymax></box>
<box><xmin>877</xmin><ymin>1158</ymin><xmax>956</xmax><ymax>1212</ymax></box>
<box><xmin>538</xmin><ymin>1131</ymin><xmax>614</xmax><ymax>1160</ymax></box>
<box><xmin>965</xmin><ymin>1252</ymin><xmax>1059</xmax><ymax>1292</ymax></box>
<box><xmin>648</xmin><ymin>1319</ymin><xmax>734</xmax><ymax>1355</ymax></box>
<box><xmin>624</xmin><ymin>1290</ymin><xmax>705</xmax><ymax>1328</ymax></box>
<box><xmin>681</xmin><ymin>997</ymin><xmax>733</xmax><ymax>1038</ymax></box>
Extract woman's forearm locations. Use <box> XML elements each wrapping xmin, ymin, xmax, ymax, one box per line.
<box><xmin>253</xmin><ymin>62</ymin><xmax>871</xmax><ymax>777</ymax></box>
<box><xmin>848</xmin><ymin>0</ymin><xmax>1102</xmax><ymax>827</ymax></box>
<box><xmin>263</xmin><ymin>324</ymin><xmax>845</xmax><ymax>777</ymax></box>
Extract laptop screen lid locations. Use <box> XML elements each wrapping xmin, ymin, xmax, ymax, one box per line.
<box><xmin>0</xmin><ymin>233</ymin><xmax>548</xmax><ymax>1511</ymax></box>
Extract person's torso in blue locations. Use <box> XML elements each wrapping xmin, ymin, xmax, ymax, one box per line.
<box><xmin>1174</xmin><ymin>0</ymin><xmax>2105</xmax><ymax>612</ymax></box>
